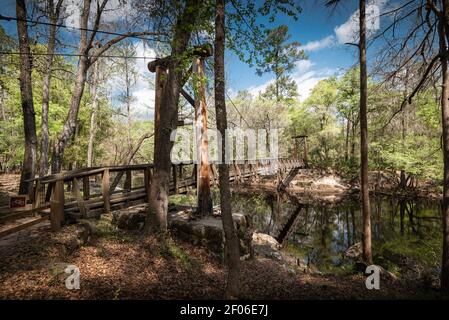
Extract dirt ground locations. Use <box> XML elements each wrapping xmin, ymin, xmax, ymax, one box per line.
<box><xmin>0</xmin><ymin>216</ymin><xmax>446</xmax><ymax>300</ymax></box>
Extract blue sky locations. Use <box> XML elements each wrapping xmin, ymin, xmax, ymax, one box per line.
<box><xmin>227</xmin><ymin>0</ymin><xmax>389</xmax><ymax>101</ymax></box>
<box><xmin>0</xmin><ymin>0</ymin><xmax>391</xmax><ymax>118</ymax></box>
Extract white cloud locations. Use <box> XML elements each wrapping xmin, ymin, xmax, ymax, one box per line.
<box><xmin>300</xmin><ymin>35</ymin><xmax>335</xmax><ymax>52</ymax></box>
<box><xmin>244</xmin><ymin>59</ymin><xmax>336</xmax><ymax>102</ymax></box>
<box><xmin>63</xmin><ymin>0</ymin><xmax>137</xmax><ymax>31</ymax></box>
<box><xmin>247</xmin><ymin>80</ymin><xmax>274</xmax><ymax>98</ymax></box>
<box><xmin>299</xmin><ymin>0</ymin><xmax>388</xmax><ymax>52</ymax></box>
<box><xmin>130</xmin><ymin>41</ymin><xmax>156</xmax><ymax>120</ymax></box>
<box><xmin>335</xmin><ymin>0</ymin><xmax>388</xmax><ymax>44</ymax></box>
<box><xmin>108</xmin><ymin>41</ymin><xmax>157</xmax><ymax>120</ymax></box>
<box><xmin>295</xmin><ymin>60</ymin><xmax>315</xmax><ymax>73</ymax></box>
<box><xmin>101</xmin><ymin>0</ymin><xmax>136</xmax><ymax>23</ymax></box>
<box><xmin>293</xmin><ymin>68</ymin><xmax>336</xmax><ymax>102</ymax></box>
<box><xmin>133</xmin><ymin>87</ymin><xmax>155</xmax><ymax>119</ymax></box>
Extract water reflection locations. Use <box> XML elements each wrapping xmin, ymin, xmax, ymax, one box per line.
<box><xmin>231</xmin><ymin>191</ymin><xmax>442</xmax><ymax>272</ymax></box>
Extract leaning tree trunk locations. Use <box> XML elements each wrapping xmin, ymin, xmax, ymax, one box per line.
<box><xmin>437</xmin><ymin>5</ymin><xmax>449</xmax><ymax>291</ymax></box>
<box><xmin>215</xmin><ymin>0</ymin><xmax>240</xmax><ymax>298</ymax></box>
<box><xmin>359</xmin><ymin>0</ymin><xmax>372</xmax><ymax>265</ymax></box>
<box><xmin>51</xmin><ymin>55</ymin><xmax>89</xmax><ymax>173</ymax></box>
<box><xmin>144</xmin><ymin>0</ymin><xmax>202</xmax><ymax>235</ymax></box>
<box><xmin>16</xmin><ymin>0</ymin><xmax>38</xmax><ymax>195</ymax></box>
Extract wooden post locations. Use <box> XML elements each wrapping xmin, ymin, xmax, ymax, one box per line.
<box><xmin>144</xmin><ymin>167</ymin><xmax>152</xmax><ymax>202</ymax></box>
<box><xmin>32</xmin><ymin>181</ymin><xmax>41</xmax><ymax>210</ymax></box>
<box><xmin>172</xmin><ymin>165</ymin><xmax>179</xmax><ymax>194</ymax></box>
<box><xmin>303</xmin><ymin>136</ymin><xmax>309</xmax><ymax>168</ymax></box>
<box><xmin>234</xmin><ymin>163</ymin><xmax>243</xmax><ymax>183</ymax></box>
<box><xmin>191</xmin><ymin>164</ymin><xmax>197</xmax><ymax>182</ymax></box>
<box><xmin>293</xmin><ymin>137</ymin><xmax>298</xmax><ymax>159</ymax></box>
<box><xmin>45</xmin><ymin>182</ymin><xmax>54</xmax><ymax>202</ymax></box>
<box><xmin>72</xmin><ymin>178</ymin><xmax>86</xmax><ymax>217</ymax></box>
<box><xmin>153</xmin><ymin>66</ymin><xmax>167</xmax><ymax>158</ymax></box>
<box><xmin>102</xmin><ymin>168</ymin><xmax>110</xmax><ymax>213</ymax></box>
<box><xmin>179</xmin><ymin>164</ymin><xmax>183</xmax><ymax>180</ymax></box>
<box><xmin>194</xmin><ymin>57</ymin><xmax>212</xmax><ymax>216</ymax></box>
<box><xmin>124</xmin><ymin>170</ymin><xmax>132</xmax><ymax>192</ymax></box>
<box><xmin>50</xmin><ymin>179</ymin><xmax>64</xmax><ymax>231</ymax></box>
<box><xmin>82</xmin><ymin>176</ymin><xmax>90</xmax><ymax>200</ymax></box>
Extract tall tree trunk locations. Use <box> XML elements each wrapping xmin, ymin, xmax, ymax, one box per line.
<box><xmin>215</xmin><ymin>0</ymin><xmax>240</xmax><ymax>299</ymax></box>
<box><xmin>0</xmin><ymin>86</ymin><xmax>5</xmax><ymax>121</ymax></box>
<box><xmin>359</xmin><ymin>0</ymin><xmax>372</xmax><ymax>264</ymax></box>
<box><xmin>351</xmin><ymin>112</ymin><xmax>356</xmax><ymax>164</ymax></box>
<box><xmin>125</xmin><ymin>58</ymin><xmax>133</xmax><ymax>154</ymax></box>
<box><xmin>16</xmin><ymin>0</ymin><xmax>38</xmax><ymax>195</ymax></box>
<box><xmin>50</xmin><ymin>0</ymin><xmax>91</xmax><ymax>174</ymax></box>
<box><xmin>87</xmin><ymin>61</ymin><xmax>100</xmax><ymax>167</ymax></box>
<box><xmin>345</xmin><ymin>118</ymin><xmax>350</xmax><ymax>162</ymax></box>
<box><xmin>39</xmin><ymin>0</ymin><xmax>63</xmax><ymax>177</ymax></box>
<box><xmin>399</xmin><ymin>67</ymin><xmax>408</xmax><ymax>188</ymax></box>
<box><xmin>144</xmin><ymin>0</ymin><xmax>201</xmax><ymax>235</ymax></box>
<box><xmin>51</xmin><ymin>55</ymin><xmax>89</xmax><ymax>173</ymax></box>
<box><xmin>437</xmin><ymin>0</ymin><xmax>449</xmax><ymax>291</ymax></box>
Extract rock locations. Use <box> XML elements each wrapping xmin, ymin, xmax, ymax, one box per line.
<box><xmin>252</xmin><ymin>233</ymin><xmax>280</xmax><ymax>249</ymax></box>
<box><xmin>76</xmin><ymin>221</ymin><xmax>93</xmax><ymax>245</ymax></box>
<box><xmin>233</xmin><ymin>213</ymin><xmax>254</xmax><ymax>257</ymax></box>
<box><xmin>168</xmin><ymin>212</ymin><xmax>253</xmax><ymax>257</ymax></box>
<box><xmin>271</xmin><ymin>251</ymin><xmax>282</xmax><ymax>260</ymax></box>
<box><xmin>380</xmin><ymin>266</ymin><xmax>399</xmax><ymax>282</ymax></box>
<box><xmin>112</xmin><ymin>208</ymin><xmax>146</xmax><ymax>230</ymax></box>
<box><xmin>252</xmin><ymin>232</ymin><xmax>280</xmax><ymax>258</ymax></box>
<box><xmin>354</xmin><ymin>262</ymin><xmax>398</xmax><ymax>282</ymax></box>
<box><xmin>345</xmin><ymin>242</ymin><xmax>362</xmax><ymax>258</ymax></box>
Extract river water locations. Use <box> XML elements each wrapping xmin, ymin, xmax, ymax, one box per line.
<box><xmin>231</xmin><ymin>191</ymin><xmax>442</xmax><ymax>275</ymax></box>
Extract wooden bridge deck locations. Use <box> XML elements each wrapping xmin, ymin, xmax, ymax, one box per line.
<box><xmin>0</xmin><ymin>158</ymin><xmax>304</xmax><ymax>238</ymax></box>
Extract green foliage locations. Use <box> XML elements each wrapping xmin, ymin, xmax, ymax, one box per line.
<box><xmin>285</xmin><ymin>66</ymin><xmax>443</xmax><ymax>180</ymax></box>
<box><xmin>226</xmin><ymin>1</ymin><xmax>302</xmax><ymax>67</ymax></box>
<box><xmin>256</xmin><ymin>25</ymin><xmax>305</xmax><ymax>101</ymax></box>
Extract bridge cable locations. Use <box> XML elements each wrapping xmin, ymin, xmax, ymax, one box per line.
<box><xmin>0</xmin><ymin>51</ymin><xmax>157</xmax><ymax>60</ymax></box>
<box><xmin>0</xmin><ymin>14</ymin><xmax>169</xmax><ymax>43</ymax></box>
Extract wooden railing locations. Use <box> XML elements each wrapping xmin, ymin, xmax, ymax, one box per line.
<box><xmin>0</xmin><ymin>158</ymin><xmax>304</xmax><ymax>236</ymax></box>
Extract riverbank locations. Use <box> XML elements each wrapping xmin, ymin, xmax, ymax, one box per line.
<box><xmin>234</xmin><ymin>169</ymin><xmax>442</xmax><ymax>204</ymax></box>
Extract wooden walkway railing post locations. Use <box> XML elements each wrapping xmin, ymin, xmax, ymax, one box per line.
<box><xmin>144</xmin><ymin>167</ymin><xmax>152</xmax><ymax>202</ymax></box>
<box><xmin>50</xmin><ymin>179</ymin><xmax>64</xmax><ymax>231</ymax></box>
<box><xmin>4</xmin><ymin>157</ymin><xmax>309</xmax><ymax>238</ymax></box>
<box><xmin>82</xmin><ymin>177</ymin><xmax>90</xmax><ymax>200</ymax></box>
<box><xmin>124</xmin><ymin>170</ymin><xmax>132</xmax><ymax>192</ymax></box>
<box><xmin>72</xmin><ymin>178</ymin><xmax>87</xmax><ymax>217</ymax></box>
<box><xmin>102</xmin><ymin>168</ymin><xmax>110</xmax><ymax>213</ymax></box>
<box><xmin>172</xmin><ymin>165</ymin><xmax>179</xmax><ymax>194</ymax></box>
